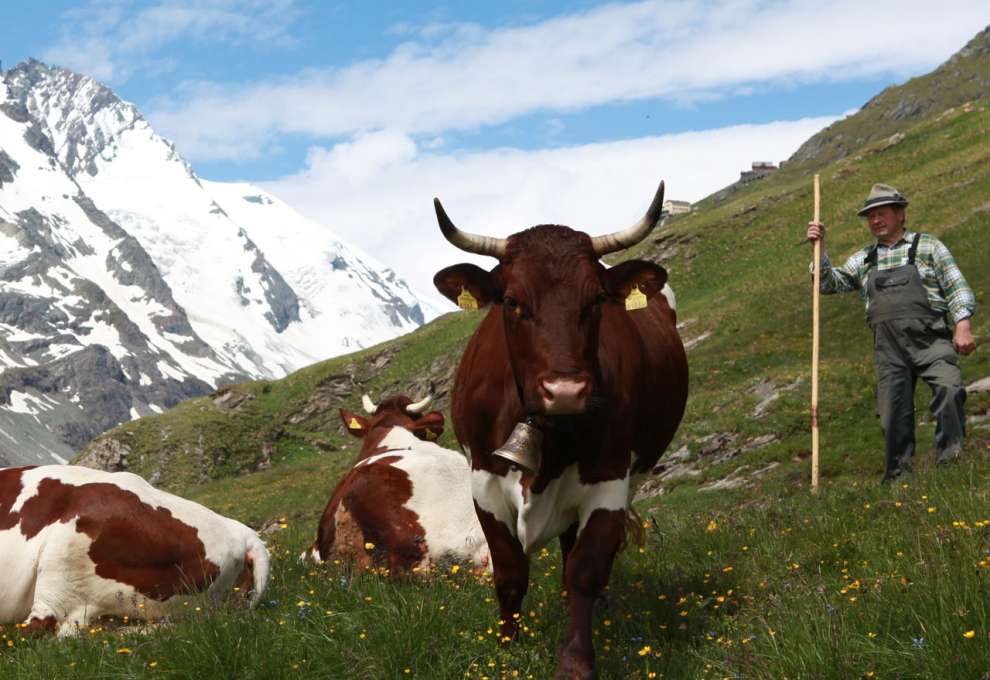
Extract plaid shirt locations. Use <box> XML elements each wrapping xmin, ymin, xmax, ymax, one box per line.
<box><xmin>813</xmin><ymin>229</ymin><xmax>976</xmax><ymax>325</ymax></box>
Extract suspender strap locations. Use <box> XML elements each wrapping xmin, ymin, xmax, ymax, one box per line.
<box><xmin>907</xmin><ymin>233</ymin><xmax>921</xmax><ymax>264</ymax></box>
<box><xmin>865</xmin><ymin>233</ymin><xmax>920</xmax><ymax>269</ymax></box>
<box><xmin>865</xmin><ymin>245</ymin><xmax>878</xmax><ymax>268</ymax></box>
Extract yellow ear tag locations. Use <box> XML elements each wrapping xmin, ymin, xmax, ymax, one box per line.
<box><xmin>425</xmin><ymin>429</ymin><xmax>439</xmax><ymax>441</ymax></box>
<box><xmin>348</xmin><ymin>417</ymin><xmax>363</xmax><ymax>430</ymax></box>
<box><xmin>457</xmin><ymin>287</ymin><xmax>479</xmax><ymax>311</ymax></box>
<box><xmin>625</xmin><ymin>287</ymin><xmax>648</xmax><ymax>311</ymax></box>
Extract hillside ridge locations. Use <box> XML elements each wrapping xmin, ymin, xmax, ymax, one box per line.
<box><xmin>789</xmin><ymin>24</ymin><xmax>990</xmax><ymax>167</ymax></box>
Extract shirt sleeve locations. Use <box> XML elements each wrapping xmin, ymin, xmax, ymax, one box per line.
<box><xmin>931</xmin><ymin>238</ymin><xmax>976</xmax><ymax>325</ymax></box>
<box><xmin>810</xmin><ymin>250</ymin><xmax>862</xmax><ymax>294</ymax></box>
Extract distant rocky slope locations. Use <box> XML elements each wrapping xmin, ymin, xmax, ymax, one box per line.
<box><xmin>0</xmin><ymin>59</ymin><xmax>435</xmax><ymax>466</ymax></box>
<box><xmin>789</xmin><ymin>25</ymin><xmax>990</xmax><ymax>167</ymax></box>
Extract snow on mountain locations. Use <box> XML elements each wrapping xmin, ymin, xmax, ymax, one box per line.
<box><xmin>203</xmin><ymin>181</ymin><xmax>441</xmax><ymax>355</ymax></box>
<box><xmin>0</xmin><ymin>60</ymin><xmax>435</xmax><ymax>466</ymax></box>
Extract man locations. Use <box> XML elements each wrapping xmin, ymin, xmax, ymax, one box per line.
<box><xmin>807</xmin><ymin>183</ymin><xmax>976</xmax><ymax>482</ymax></box>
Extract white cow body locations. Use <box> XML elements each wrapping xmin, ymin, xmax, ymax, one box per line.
<box><xmin>0</xmin><ymin>465</ymin><xmax>269</xmax><ymax>636</ymax></box>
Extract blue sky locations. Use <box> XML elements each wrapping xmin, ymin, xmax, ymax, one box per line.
<box><xmin>4</xmin><ymin>1</ymin><xmax>990</xmax><ymax>295</ymax></box>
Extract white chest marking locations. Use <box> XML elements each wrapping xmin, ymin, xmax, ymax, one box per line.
<box><xmin>472</xmin><ymin>466</ymin><xmax>630</xmax><ymax>554</ymax></box>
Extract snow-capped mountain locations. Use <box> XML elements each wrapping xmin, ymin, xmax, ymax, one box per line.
<box><xmin>0</xmin><ymin>59</ymin><xmax>436</xmax><ymax>466</ymax></box>
<box><xmin>203</xmin><ymin>180</ymin><xmax>436</xmax><ymax>358</ymax></box>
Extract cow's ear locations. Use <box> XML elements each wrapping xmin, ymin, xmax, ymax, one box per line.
<box><xmin>339</xmin><ymin>408</ymin><xmax>369</xmax><ymax>438</ymax></box>
<box><xmin>434</xmin><ymin>264</ymin><xmax>497</xmax><ymax>309</ymax></box>
<box><xmin>604</xmin><ymin>260</ymin><xmax>668</xmax><ymax>301</ymax></box>
<box><xmin>410</xmin><ymin>411</ymin><xmax>445</xmax><ymax>441</ymax></box>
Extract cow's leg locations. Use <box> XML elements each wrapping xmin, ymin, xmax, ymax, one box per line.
<box><xmin>25</xmin><ymin>586</ymin><xmax>85</xmax><ymax>637</ymax></box>
<box><xmin>476</xmin><ymin>507</ymin><xmax>529</xmax><ymax>642</ymax></box>
<box><xmin>555</xmin><ymin>508</ymin><xmax>625</xmax><ymax>680</ymax></box>
<box><xmin>559</xmin><ymin>522</ymin><xmax>578</xmax><ymax>595</ymax></box>
<box><xmin>24</xmin><ymin>540</ymin><xmax>89</xmax><ymax>636</ymax></box>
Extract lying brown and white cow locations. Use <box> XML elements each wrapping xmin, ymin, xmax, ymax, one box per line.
<box><xmin>303</xmin><ymin>394</ymin><xmax>489</xmax><ymax>574</ymax></box>
<box><xmin>432</xmin><ymin>180</ymin><xmax>688</xmax><ymax>679</ymax></box>
<box><xmin>0</xmin><ymin>465</ymin><xmax>270</xmax><ymax>636</ymax></box>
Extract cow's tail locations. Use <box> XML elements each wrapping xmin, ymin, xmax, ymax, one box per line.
<box><xmin>623</xmin><ymin>507</ymin><xmax>648</xmax><ymax>552</ymax></box>
<box><xmin>245</xmin><ymin>533</ymin><xmax>271</xmax><ymax>608</ymax></box>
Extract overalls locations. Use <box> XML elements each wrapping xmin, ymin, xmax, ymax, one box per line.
<box><xmin>866</xmin><ymin>234</ymin><xmax>966</xmax><ymax>480</ymax></box>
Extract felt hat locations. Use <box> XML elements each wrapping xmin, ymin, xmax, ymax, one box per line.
<box><xmin>857</xmin><ymin>183</ymin><xmax>908</xmax><ymax>216</ymax></box>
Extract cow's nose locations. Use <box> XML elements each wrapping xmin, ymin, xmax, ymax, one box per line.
<box><xmin>539</xmin><ymin>377</ymin><xmax>589</xmax><ymax>414</ymax></box>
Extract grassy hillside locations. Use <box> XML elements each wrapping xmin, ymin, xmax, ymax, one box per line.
<box><xmin>8</xmin><ymin>45</ymin><xmax>990</xmax><ymax>680</ymax></box>
<box><xmin>789</xmin><ymin>25</ymin><xmax>990</xmax><ymax>167</ymax></box>
<box><xmin>74</xmin><ymin>308</ymin><xmax>482</xmax><ymax>507</ymax></box>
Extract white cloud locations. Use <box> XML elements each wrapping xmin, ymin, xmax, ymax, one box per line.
<box><xmin>149</xmin><ymin>0</ymin><xmax>990</xmax><ymax>161</ymax></box>
<box><xmin>41</xmin><ymin>0</ymin><xmax>299</xmax><ymax>83</ymax></box>
<box><xmin>261</xmin><ymin>115</ymin><xmax>838</xmax><ymax>305</ymax></box>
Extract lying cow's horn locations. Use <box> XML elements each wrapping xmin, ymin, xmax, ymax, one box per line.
<box><xmin>434</xmin><ymin>198</ymin><xmax>507</xmax><ymax>258</ymax></box>
<box><xmin>406</xmin><ymin>394</ymin><xmax>432</xmax><ymax>414</ymax></box>
<box><xmin>361</xmin><ymin>394</ymin><xmax>378</xmax><ymax>415</ymax></box>
<box><xmin>591</xmin><ymin>180</ymin><xmax>665</xmax><ymax>256</ymax></box>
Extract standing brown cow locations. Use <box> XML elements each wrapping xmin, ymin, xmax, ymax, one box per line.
<box><xmin>432</xmin><ymin>181</ymin><xmax>687</xmax><ymax>679</ymax></box>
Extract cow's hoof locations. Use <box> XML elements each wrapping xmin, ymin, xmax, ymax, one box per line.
<box><xmin>22</xmin><ymin>615</ymin><xmax>58</xmax><ymax>636</ymax></box>
<box><xmin>498</xmin><ymin>623</ymin><xmax>519</xmax><ymax>646</ymax></box>
<box><xmin>553</xmin><ymin>650</ymin><xmax>594</xmax><ymax>680</ymax></box>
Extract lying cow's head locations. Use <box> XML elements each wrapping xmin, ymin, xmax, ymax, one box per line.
<box><xmin>433</xmin><ymin>181</ymin><xmax>668</xmax><ymax>416</ymax></box>
<box><xmin>340</xmin><ymin>393</ymin><xmax>445</xmax><ymax>443</ymax></box>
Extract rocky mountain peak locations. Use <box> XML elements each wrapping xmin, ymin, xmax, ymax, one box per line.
<box><xmin>0</xmin><ymin>59</ymin><xmax>436</xmax><ymax>467</ymax></box>
<box><xmin>2</xmin><ymin>59</ymin><xmax>189</xmax><ymax>179</ymax></box>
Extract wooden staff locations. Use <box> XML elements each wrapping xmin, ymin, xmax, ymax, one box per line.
<box><xmin>811</xmin><ymin>174</ymin><xmax>821</xmax><ymax>493</ymax></box>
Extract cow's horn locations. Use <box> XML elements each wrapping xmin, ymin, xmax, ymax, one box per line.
<box><xmin>406</xmin><ymin>394</ymin><xmax>432</xmax><ymax>414</ymax></box>
<box><xmin>361</xmin><ymin>394</ymin><xmax>378</xmax><ymax>415</ymax></box>
<box><xmin>434</xmin><ymin>198</ymin><xmax>507</xmax><ymax>258</ymax></box>
<box><xmin>591</xmin><ymin>180</ymin><xmax>665</xmax><ymax>256</ymax></box>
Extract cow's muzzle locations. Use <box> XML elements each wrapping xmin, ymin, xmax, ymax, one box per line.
<box><xmin>539</xmin><ymin>376</ymin><xmax>590</xmax><ymax>415</ymax></box>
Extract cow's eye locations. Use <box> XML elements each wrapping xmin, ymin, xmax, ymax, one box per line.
<box><xmin>503</xmin><ymin>296</ymin><xmax>526</xmax><ymax>318</ymax></box>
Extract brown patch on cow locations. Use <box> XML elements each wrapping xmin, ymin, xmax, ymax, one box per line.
<box><xmin>0</xmin><ymin>467</ymin><xmax>30</xmax><ymax>532</ymax></box>
<box><xmin>22</xmin><ymin>615</ymin><xmax>57</xmax><ymax>636</ymax></box>
<box><xmin>313</xmin><ymin>467</ymin><xmax>353</xmax><ymax>561</ymax></box>
<box><xmin>17</xmin><ymin>478</ymin><xmax>219</xmax><ymax>601</ymax></box>
<box><xmin>314</xmin><ymin>455</ymin><xmax>427</xmax><ymax>574</ymax></box>
<box><xmin>332</xmin><ymin>506</ymin><xmax>375</xmax><ymax>569</ymax></box>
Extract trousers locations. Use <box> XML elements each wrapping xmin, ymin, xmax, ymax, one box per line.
<box><xmin>873</xmin><ymin>317</ymin><xmax>966</xmax><ymax>478</ymax></box>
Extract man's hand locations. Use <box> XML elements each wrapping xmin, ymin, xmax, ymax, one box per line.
<box><xmin>953</xmin><ymin>318</ymin><xmax>977</xmax><ymax>355</ymax></box>
<box><xmin>807</xmin><ymin>221</ymin><xmax>825</xmax><ymax>243</ymax></box>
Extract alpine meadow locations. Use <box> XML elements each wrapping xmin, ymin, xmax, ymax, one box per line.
<box><xmin>3</xmin><ymin>20</ymin><xmax>990</xmax><ymax>680</ymax></box>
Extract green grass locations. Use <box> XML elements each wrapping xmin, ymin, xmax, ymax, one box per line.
<box><xmin>6</xmin><ymin>444</ymin><xmax>990</xmax><ymax>679</ymax></box>
<box><xmin>24</xmin><ymin>72</ymin><xmax>990</xmax><ymax>680</ymax></box>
